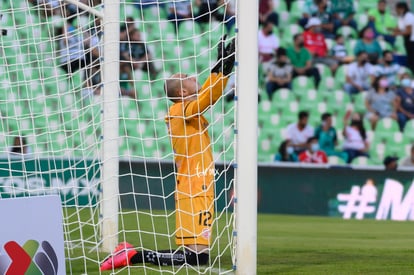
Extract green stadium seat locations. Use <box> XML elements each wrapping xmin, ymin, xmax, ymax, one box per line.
<box><xmin>289</xmin><ymin>0</ymin><xmax>306</xmax><ymax>23</ymax></box>
<box><xmin>334</xmin><ymin>64</ymin><xmax>348</xmax><ymax>89</ymax></box>
<box><xmin>318</xmin><ymin>76</ymin><xmax>336</xmax><ymax>93</ymax></box>
<box><xmin>297</xmin><ymin>89</ymin><xmax>320</xmax><ymax>109</ymax></box>
<box><xmin>258</xmin><ymin>100</ymin><xmax>273</xmax><ymax>126</ymax></box>
<box><xmin>356</xmin><ymin>0</ymin><xmax>378</xmax><ymax>13</ymax></box>
<box><xmin>337</xmin><ymin>26</ymin><xmax>358</xmax><ymax>39</ymax></box>
<box><xmin>403</xmin><ymin>119</ymin><xmax>414</xmax><ymax>143</ymax></box>
<box><xmin>271</xmin><ymin>88</ymin><xmax>295</xmax><ymax>112</ymax></box>
<box><xmin>352</xmin><ymin>156</ymin><xmax>375</xmax><ymax>166</ymax></box>
<box><xmin>395</xmin><ymin>36</ymin><xmax>407</xmax><ymax>55</ymax></box>
<box><xmin>292</xmin><ymin>76</ymin><xmax>315</xmax><ymax>92</ymax></box>
<box><xmin>374</xmin><ymin>118</ymin><xmax>399</xmax><ymax>142</ymax></box>
<box><xmin>354</xmin><ymin>13</ymin><xmax>368</xmax><ymax>30</ymax></box>
<box><xmin>280</xmin><ymin>24</ymin><xmax>303</xmax><ymax>48</ymax></box>
<box><xmin>178</xmin><ymin>21</ymin><xmax>202</xmax><ymax>42</ymax></box>
<box><xmin>369</xmin><ymin>139</ymin><xmax>386</xmax><ymax>165</ymax></box>
<box><xmin>384</xmin><ymin>132</ymin><xmax>407</xmax><ymax>158</ymax></box>
<box><xmin>328</xmin><ymin>155</ymin><xmax>347</xmax><ymax>165</ymax></box>
<box><xmin>378</xmin><ymin>40</ymin><xmax>393</xmax><ymax>51</ymax></box>
<box><xmin>263</xmin><ymin>113</ymin><xmax>284</xmax><ymax>130</ymax></box>
<box><xmin>315</xmin><ymin>63</ymin><xmax>332</xmax><ymax>80</ymax></box>
<box><xmin>325</xmin><ymin>90</ymin><xmax>351</xmax><ymax>114</ymax></box>
<box><xmin>258</xmin><ymin>132</ymin><xmax>278</xmax><ymax>162</ymax></box>
<box><xmin>280</xmin><ymin>101</ymin><xmax>300</xmax><ymax>127</ymax></box>
<box><xmin>352</xmin><ymin>91</ymin><xmax>368</xmax><ymax>114</ymax></box>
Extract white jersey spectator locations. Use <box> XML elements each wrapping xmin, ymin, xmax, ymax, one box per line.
<box><xmin>258</xmin><ymin>21</ymin><xmax>279</xmax><ymax>63</ymax></box>
<box><xmin>285</xmin><ymin>111</ymin><xmax>314</xmax><ymax>153</ymax></box>
<box><xmin>344</xmin><ymin>51</ymin><xmax>375</xmax><ymax>95</ymax></box>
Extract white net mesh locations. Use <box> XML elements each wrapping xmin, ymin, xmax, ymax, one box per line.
<box><xmin>0</xmin><ymin>0</ymin><xmax>236</xmax><ymax>273</ymax></box>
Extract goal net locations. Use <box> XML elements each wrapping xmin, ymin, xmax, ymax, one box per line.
<box><xmin>0</xmin><ymin>0</ymin><xmax>238</xmax><ymax>273</ymax></box>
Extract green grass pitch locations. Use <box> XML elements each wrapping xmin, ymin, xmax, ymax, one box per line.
<box><xmin>66</xmin><ymin>210</ymin><xmax>414</xmax><ymax>274</ymax></box>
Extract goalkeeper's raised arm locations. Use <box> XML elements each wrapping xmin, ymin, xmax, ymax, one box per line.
<box><xmin>164</xmin><ymin>36</ymin><xmax>235</xmax><ymax>116</ymax></box>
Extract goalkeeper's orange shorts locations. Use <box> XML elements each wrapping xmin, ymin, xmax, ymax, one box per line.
<box><xmin>175</xmin><ymin>196</ymin><xmax>214</xmax><ymax>246</ymax></box>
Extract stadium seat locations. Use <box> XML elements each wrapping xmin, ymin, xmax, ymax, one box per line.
<box><xmin>292</xmin><ymin>76</ymin><xmax>315</xmax><ymax>92</ymax></box>
<box><xmin>258</xmin><ymin>100</ymin><xmax>273</xmax><ymax>125</ymax></box>
<box><xmin>384</xmin><ymin>132</ymin><xmax>407</xmax><ymax>158</ymax></box>
<box><xmin>262</xmin><ymin>113</ymin><xmax>284</xmax><ymax>130</ymax></box>
<box><xmin>354</xmin><ymin>13</ymin><xmax>368</xmax><ymax>30</ymax></box>
<box><xmin>280</xmin><ymin>24</ymin><xmax>303</xmax><ymax>48</ymax></box>
<box><xmin>325</xmin><ymin>90</ymin><xmax>351</xmax><ymax>115</ymax></box>
<box><xmin>352</xmin><ymin>91</ymin><xmax>368</xmax><ymax>114</ymax></box>
<box><xmin>356</xmin><ymin>0</ymin><xmax>378</xmax><ymax>13</ymax></box>
<box><xmin>334</xmin><ymin>64</ymin><xmax>348</xmax><ymax>89</ymax></box>
<box><xmin>289</xmin><ymin>0</ymin><xmax>306</xmax><ymax>23</ymax></box>
<box><xmin>279</xmin><ymin>101</ymin><xmax>299</xmax><ymax>127</ymax></box>
<box><xmin>328</xmin><ymin>155</ymin><xmax>347</xmax><ymax>165</ymax></box>
<box><xmin>394</xmin><ymin>36</ymin><xmax>407</xmax><ymax>55</ymax></box>
<box><xmin>352</xmin><ymin>156</ymin><xmax>374</xmax><ymax>166</ymax></box>
<box><xmin>258</xmin><ymin>129</ymin><xmax>279</xmax><ymax>162</ymax></box>
<box><xmin>271</xmin><ymin>88</ymin><xmax>294</xmax><ymax>111</ymax></box>
<box><xmin>374</xmin><ymin>118</ymin><xmax>400</xmax><ymax>142</ymax></box>
<box><xmin>369</xmin><ymin>140</ymin><xmax>386</xmax><ymax>165</ymax></box>
<box><xmin>403</xmin><ymin>119</ymin><xmax>414</xmax><ymax>143</ymax></box>
<box><xmin>337</xmin><ymin>26</ymin><xmax>358</xmax><ymax>39</ymax></box>
<box><xmin>318</xmin><ymin>76</ymin><xmax>336</xmax><ymax>93</ymax></box>
<box><xmin>273</xmin><ymin>0</ymin><xmax>287</xmax><ymax>11</ymax></box>
<box><xmin>297</xmin><ymin>89</ymin><xmax>320</xmax><ymax>110</ymax></box>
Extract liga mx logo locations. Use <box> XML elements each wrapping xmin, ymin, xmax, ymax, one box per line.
<box><xmin>0</xmin><ymin>240</ymin><xmax>58</xmax><ymax>275</ymax></box>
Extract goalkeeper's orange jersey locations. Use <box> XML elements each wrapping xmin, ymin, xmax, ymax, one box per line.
<box><xmin>165</xmin><ymin>73</ymin><xmax>228</xmax><ymax>200</ymax></box>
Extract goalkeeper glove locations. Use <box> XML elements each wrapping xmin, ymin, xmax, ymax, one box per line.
<box><xmin>211</xmin><ymin>35</ymin><xmax>236</xmax><ymax>76</ymax></box>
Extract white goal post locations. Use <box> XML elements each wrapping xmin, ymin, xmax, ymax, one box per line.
<box><xmin>235</xmin><ymin>0</ymin><xmax>258</xmax><ymax>274</ymax></box>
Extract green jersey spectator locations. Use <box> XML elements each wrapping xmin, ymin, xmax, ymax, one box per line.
<box><xmin>287</xmin><ymin>33</ymin><xmax>321</xmax><ymax>88</ymax></box>
<box><xmin>314</xmin><ymin>113</ymin><xmax>348</xmax><ymax>162</ymax></box>
<box><xmin>354</xmin><ymin>26</ymin><xmax>383</xmax><ymax>64</ymax></box>
<box><xmin>274</xmin><ymin>140</ymin><xmax>299</xmax><ymax>162</ymax></box>
<box><xmin>367</xmin><ymin>0</ymin><xmax>397</xmax><ymax>45</ymax></box>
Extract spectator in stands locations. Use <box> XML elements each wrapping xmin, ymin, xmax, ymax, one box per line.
<box><xmin>298</xmin><ymin>136</ymin><xmax>328</xmax><ymax>163</ymax></box>
<box><xmin>258</xmin><ymin>21</ymin><xmax>279</xmax><ymax>66</ymax></box>
<box><xmin>314</xmin><ymin>112</ymin><xmax>348</xmax><ymax>162</ymax></box>
<box><xmin>330</xmin><ymin>0</ymin><xmax>357</xmax><ymax>31</ymax></box>
<box><xmin>259</xmin><ymin>0</ymin><xmax>279</xmax><ymax>26</ymax></box>
<box><xmin>400</xmin><ymin>144</ymin><xmax>414</xmax><ymax>167</ymax></box>
<box><xmin>57</xmin><ymin>16</ymin><xmax>87</xmax><ymax>74</ymax></box>
<box><xmin>383</xmin><ymin>156</ymin><xmax>399</xmax><ymax>170</ymax></box>
<box><xmin>396</xmin><ymin>74</ymin><xmax>414</xmax><ymax>130</ymax></box>
<box><xmin>167</xmin><ymin>0</ymin><xmax>192</xmax><ymax>28</ymax></box>
<box><xmin>265</xmin><ymin>47</ymin><xmax>292</xmax><ymax>99</ymax></box>
<box><xmin>354</xmin><ymin>26</ymin><xmax>383</xmax><ymax>65</ymax></box>
<box><xmin>344</xmin><ymin>51</ymin><xmax>375</xmax><ymax>95</ymax></box>
<box><xmin>119</xmin><ymin>62</ymin><xmax>136</xmax><ymax>99</ymax></box>
<box><xmin>331</xmin><ymin>34</ymin><xmax>353</xmax><ymax>64</ymax></box>
<box><xmin>195</xmin><ymin>0</ymin><xmax>235</xmax><ymax>32</ymax></box>
<box><xmin>342</xmin><ymin>111</ymin><xmax>370</xmax><ymax>163</ymax></box>
<box><xmin>375</xmin><ymin>50</ymin><xmax>405</xmax><ymax>89</ymax></box>
<box><xmin>274</xmin><ymin>140</ymin><xmax>299</xmax><ymax>162</ymax></box>
<box><xmin>394</xmin><ymin>1</ymin><xmax>414</xmax><ymax>75</ymax></box>
<box><xmin>10</xmin><ymin>136</ymin><xmax>30</xmax><ymax>155</ymax></box>
<box><xmin>368</xmin><ymin>0</ymin><xmax>397</xmax><ymax>45</ymax></box>
<box><xmin>299</xmin><ymin>0</ymin><xmax>319</xmax><ymax>28</ymax></box>
<box><xmin>303</xmin><ymin>17</ymin><xmax>338</xmax><ymax>74</ymax></box>
<box><xmin>125</xmin><ymin>17</ymin><xmax>139</xmax><ymax>35</ymax></box>
<box><xmin>365</xmin><ymin>75</ymin><xmax>398</xmax><ymax>129</ymax></box>
<box><xmin>120</xmin><ymin>28</ymin><xmax>158</xmax><ymax>78</ymax></box>
<box><xmin>308</xmin><ymin>0</ymin><xmax>336</xmax><ymax>38</ymax></box>
<box><xmin>286</xmin><ymin>111</ymin><xmax>314</xmax><ymax>154</ymax></box>
<box><xmin>287</xmin><ymin>33</ymin><xmax>321</xmax><ymax>88</ymax></box>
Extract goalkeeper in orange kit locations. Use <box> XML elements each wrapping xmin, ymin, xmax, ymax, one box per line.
<box><xmin>100</xmin><ymin>36</ymin><xmax>235</xmax><ymax>271</ymax></box>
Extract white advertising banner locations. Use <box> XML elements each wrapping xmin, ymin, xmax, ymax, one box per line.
<box><xmin>0</xmin><ymin>195</ymin><xmax>65</xmax><ymax>275</ymax></box>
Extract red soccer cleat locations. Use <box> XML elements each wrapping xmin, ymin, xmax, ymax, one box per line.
<box><xmin>100</xmin><ymin>242</ymin><xmax>138</xmax><ymax>271</ymax></box>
